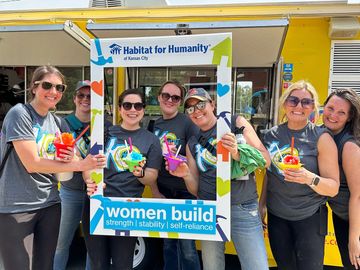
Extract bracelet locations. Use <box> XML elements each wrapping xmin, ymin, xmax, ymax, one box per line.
<box><xmin>138</xmin><ymin>168</ymin><xmax>145</xmax><ymax>178</ymax></box>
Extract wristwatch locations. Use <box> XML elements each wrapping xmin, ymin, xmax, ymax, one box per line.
<box><xmin>309</xmin><ymin>175</ymin><xmax>320</xmax><ymax>187</ymax></box>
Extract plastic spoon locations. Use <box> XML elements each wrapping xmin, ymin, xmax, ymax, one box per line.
<box><xmin>175</xmin><ymin>145</ymin><xmax>182</xmax><ymax>158</ymax></box>
<box><xmin>290</xmin><ymin>136</ymin><xmax>294</xmax><ymax>156</ymax></box>
<box><xmin>275</xmin><ymin>144</ymin><xmax>284</xmax><ymax>162</ymax></box>
<box><xmin>128</xmin><ymin>137</ymin><xmax>133</xmax><ymax>153</ymax></box>
<box><xmin>56</xmin><ymin>131</ymin><xmax>63</xmax><ymax>144</ymax></box>
<box><xmin>124</xmin><ymin>139</ymin><xmax>130</xmax><ymax>154</ymax></box>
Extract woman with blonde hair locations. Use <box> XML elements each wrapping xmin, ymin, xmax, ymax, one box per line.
<box><xmin>261</xmin><ymin>80</ymin><xmax>339</xmax><ymax>270</ymax></box>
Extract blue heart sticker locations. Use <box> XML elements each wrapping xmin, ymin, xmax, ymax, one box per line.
<box><xmin>217</xmin><ymin>83</ymin><xmax>230</xmax><ymax>97</ymax></box>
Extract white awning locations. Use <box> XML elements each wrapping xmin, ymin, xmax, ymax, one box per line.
<box><xmin>0</xmin><ymin>20</ymin><xmax>90</xmax><ymax>66</ymax></box>
<box><xmin>86</xmin><ymin>19</ymin><xmax>288</xmax><ymax>67</ymax></box>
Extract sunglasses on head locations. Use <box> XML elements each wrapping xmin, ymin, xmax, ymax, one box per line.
<box><xmin>121</xmin><ymin>102</ymin><xmax>145</xmax><ymax>111</ymax></box>
<box><xmin>185</xmin><ymin>100</ymin><xmax>207</xmax><ymax>114</ymax></box>
<box><xmin>76</xmin><ymin>93</ymin><xmax>91</xmax><ymax>100</ymax></box>
<box><xmin>161</xmin><ymin>92</ymin><xmax>182</xmax><ymax>103</ymax></box>
<box><xmin>285</xmin><ymin>96</ymin><xmax>314</xmax><ymax>109</ymax></box>
<box><xmin>34</xmin><ymin>81</ymin><xmax>67</xmax><ymax>93</ymax></box>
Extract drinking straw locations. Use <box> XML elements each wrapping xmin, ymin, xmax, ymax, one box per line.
<box><xmin>128</xmin><ymin>137</ymin><xmax>133</xmax><ymax>153</ymax></box>
<box><xmin>275</xmin><ymin>144</ymin><xmax>284</xmax><ymax>162</ymax></box>
<box><xmin>56</xmin><ymin>131</ymin><xmax>63</xmax><ymax>144</ymax></box>
<box><xmin>124</xmin><ymin>139</ymin><xmax>130</xmax><ymax>154</ymax></box>
<box><xmin>290</xmin><ymin>136</ymin><xmax>294</xmax><ymax>156</ymax></box>
<box><xmin>175</xmin><ymin>145</ymin><xmax>182</xmax><ymax>158</ymax></box>
<box><xmin>73</xmin><ymin>125</ymin><xmax>90</xmax><ymax>144</ymax></box>
<box><xmin>163</xmin><ymin>135</ymin><xmax>172</xmax><ymax>157</ymax></box>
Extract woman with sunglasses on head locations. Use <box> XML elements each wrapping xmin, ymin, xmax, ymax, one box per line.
<box><xmin>149</xmin><ymin>80</ymin><xmax>201</xmax><ymax>270</ymax></box>
<box><xmin>322</xmin><ymin>88</ymin><xmax>360</xmax><ymax>270</ymax></box>
<box><xmin>83</xmin><ymin>88</ymin><xmax>163</xmax><ymax>270</ymax></box>
<box><xmin>0</xmin><ymin>66</ymin><xmax>105</xmax><ymax>270</ymax></box>
<box><xmin>260</xmin><ymin>80</ymin><xmax>339</xmax><ymax>270</ymax></box>
<box><xmin>168</xmin><ymin>87</ymin><xmax>271</xmax><ymax>270</ymax></box>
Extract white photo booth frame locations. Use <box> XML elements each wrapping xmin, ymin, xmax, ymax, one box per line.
<box><xmin>90</xmin><ymin>33</ymin><xmax>232</xmax><ymax>241</ymax></box>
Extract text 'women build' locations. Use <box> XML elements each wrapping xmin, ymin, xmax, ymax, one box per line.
<box><xmin>103</xmin><ymin>201</ymin><xmax>216</xmax><ymax>234</ymax></box>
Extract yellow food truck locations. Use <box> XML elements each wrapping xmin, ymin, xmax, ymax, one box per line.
<box><xmin>1</xmin><ymin>0</ymin><xmax>359</xmax><ymax>268</ymax></box>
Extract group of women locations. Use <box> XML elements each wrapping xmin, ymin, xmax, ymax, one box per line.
<box><xmin>0</xmin><ymin>64</ymin><xmax>359</xmax><ymax>270</ymax></box>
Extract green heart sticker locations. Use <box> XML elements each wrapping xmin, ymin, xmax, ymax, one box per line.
<box><xmin>217</xmin><ymin>177</ymin><xmax>230</xmax><ymax>197</ymax></box>
<box><xmin>90</xmin><ymin>172</ymin><xmax>102</xmax><ymax>185</ymax></box>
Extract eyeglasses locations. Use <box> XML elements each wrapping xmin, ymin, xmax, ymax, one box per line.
<box><xmin>121</xmin><ymin>102</ymin><xmax>145</xmax><ymax>111</ymax></box>
<box><xmin>76</xmin><ymin>93</ymin><xmax>91</xmax><ymax>100</ymax></box>
<box><xmin>161</xmin><ymin>93</ymin><xmax>182</xmax><ymax>103</ymax></box>
<box><xmin>185</xmin><ymin>101</ymin><xmax>207</xmax><ymax>114</ymax></box>
<box><xmin>285</xmin><ymin>96</ymin><xmax>314</xmax><ymax>109</ymax></box>
<box><xmin>34</xmin><ymin>81</ymin><xmax>67</xmax><ymax>93</ymax></box>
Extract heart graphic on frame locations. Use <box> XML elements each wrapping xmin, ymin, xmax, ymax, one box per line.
<box><xmin>91</xmin><ymin>80</ymin><xmax>103</xmax><ymax>96</ymax></box>
<box><xmin>217</xmin><ymin>176</ymin><xmax>230</xmax><ymax>197</ymax></box>
<box><xmin>217</xmin><ymin>83</ymin><xmax>230</xmax><ymax>97</ymax></box>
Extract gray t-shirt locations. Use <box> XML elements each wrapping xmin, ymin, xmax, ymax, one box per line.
<box><xmin>153</xmin><ymin>113</ymin><xmax>199</xmax><ymax>191</ymax></box>
<box><xmin>263</xmin><ymin>122</ymin><xmax>328</xmax><ymax>221</ymax></box>
<box><xmin>104</xmin><ymin>125</ymin><xmax>162</xmax><ymax>198</ymax></box>
<box><xmin>188</xmin><ymin>122</ymin><xmax>257</xmax><ymax>204</ymax></box>
<box><xmin>0</xmin><ymin>104</ymin><xmax>68</xmax><ymax>213</ymax></box>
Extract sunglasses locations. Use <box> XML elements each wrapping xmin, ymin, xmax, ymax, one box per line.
<box><xmin>34</xmin><ymin>81</ymin><xmax>67</xmax><ymax>93</ymax></box>
<box><xmin>285</xmin><ymin>96</ymin><xmax>314</xmax><ymax>109</ymax></box>
<box><xmin>121</xmin><ymin>102</ymin><xmax>145</xmax><ymax>111</ymax></box>
<box><xmin>76</xmin><ymin>93</ymin><xmax>91</xmax><ymax>100</ymax></box>
<box><xmin>161</xmin><ymin>92</ymin><xmax>182</xmax><ymax>103</ymax></box>
<box><xmin>185</xmin><ymin>101</ymin><xmax>207</xmax><ymax>114</ymax></box>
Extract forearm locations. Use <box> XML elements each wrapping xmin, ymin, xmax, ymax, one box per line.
<box><xmin>183</xmin><ymin>173</ymin><xmax>198</xmax><ymax>197</ymax></box>
<box><xmin>138</xmin><ymin>168</ymin><xmax>158</xmax><ymax>186</ymax></box>
<box><xmin>349</xmin><ymin>195</ymin><xmax>360</xmax><ymax>241</ymax></box>
<box><xmin>26</xmin><ymin>158</ymin><xmax>83</xmax><ymax>173</ymax></box>
<box><xmin>308</xmin><ymin>175</ymin><xmax>339</xmax><ymax>197</ymax></box>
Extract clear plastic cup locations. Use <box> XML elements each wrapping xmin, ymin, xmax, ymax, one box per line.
<box><xmin>55</xmin><ymin>172</ymin><xmax>74</xmax><ymax>181</ymax></box>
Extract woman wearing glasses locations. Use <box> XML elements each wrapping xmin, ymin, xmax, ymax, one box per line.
<box><xmin>0</xmin><ymin>66</ymin><xmax>105</xmax><ymax>270</ymax></box>
<box><xmin>323</xmin><ymin>88</ymin><xmax>360</xmax><ymax>270</ymax></box>
<box><xmin>54</xmin><ymin>80</ymin><xmax>94</xmax><ymax>270</ymax></box>
<box><xmin>83</xmin><ymin>88</ymin><xmax>163</xmax><ymax>270</ymax></box>
<box><xmin>260</xmin><ymin>80</ymin><xmax>339</xmax><ymax>270</ymax></box>
<box><xmin>149</xmin><ymin>81</ymin><xmax>201</xmax><ymax>270</ymax></box>
<box><xmin>168</xmin><ymin>87</ymin><xmax>271</xmax><ymax>270</ymax></box>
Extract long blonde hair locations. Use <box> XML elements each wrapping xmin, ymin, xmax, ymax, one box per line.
<box><xmin>279</xmin><ymin>80</ymin><xmax>320</xmax><ymax>123</ymax></box>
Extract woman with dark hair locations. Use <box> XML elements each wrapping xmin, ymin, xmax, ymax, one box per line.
<box><xmin>83</xmin><ymin>88</ymin><xmax>163</xmax><ymax>270</ymax></box>
<box><xmin>323</xmin><ymin>88</ymin><xmax>360</xmax><ymax>269</ymax></box>
<box><xmin>150</xmin><ymin>80</ymin><xmax>201</xmax><ymax>270</ymax></box>
<box><xmin>0</xmin><ymin>65</ymin><xmax>105</xmax><ymax>270</ymax></box>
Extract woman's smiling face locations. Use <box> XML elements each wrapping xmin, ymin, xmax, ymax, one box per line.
<box><xmin>33</xmin><ymin>74</ymin><xmax>63</xmax><ymax>110</ymax></box>
<box><xmin>283</xmin><ymin>88</ymin><xmax>314</xmax><ymax>125</ymax></box>
<box><xmin>119</xmin><ymin>94</ymin><xmax>144</xmax><ymax>130</ymax></box>
<box><xmin>323</xmin><ymin>95</ymin><xmax>351</xmax><ymax>134</ymax></box>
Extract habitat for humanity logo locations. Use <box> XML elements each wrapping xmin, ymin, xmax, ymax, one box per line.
<box><xmin>110</xmin><ymin>44</ymin><xmax>122</xmax><ymax>55</ymax></box>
